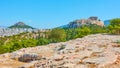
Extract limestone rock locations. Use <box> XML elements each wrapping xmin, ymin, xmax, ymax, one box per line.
<box><xmin>18</xmin><ymin>53</ymin><xmax>40</xmax><ymax>62</ymax></box>
<box><xmin>0</xmin><ymin>34</ymin><xmax>120</xmax><ymax>68</ymax></box>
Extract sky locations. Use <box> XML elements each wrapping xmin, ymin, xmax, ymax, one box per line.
<box><xmin>0</xmin><ymin>0</ymin><xmax>120</xmax><ymax>29</ymax></box>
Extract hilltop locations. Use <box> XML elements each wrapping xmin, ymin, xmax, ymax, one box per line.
<box><xmin>9</xmin><ymin>22</ymin><xmax>34</xmax><ymax>29</ymax></box>
<box><xmin>59</xmin><ymin>16</ymin><xmax>104</xmax><ymax>28</ymax></box>
<box><xmin>0</xmin><ymin>34</ymin><xmax>120</xmax><ymax>68</ymax></box>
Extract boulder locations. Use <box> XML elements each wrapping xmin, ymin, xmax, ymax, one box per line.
<box><xmin>18</xmin><ymin>53</ymin><xmax>40</xmax><ymax>62</ymax></box>
<box><xmin>54</xmin><ymin>55</ymin><xmax>63</xmax><ymax>61</ymax></box>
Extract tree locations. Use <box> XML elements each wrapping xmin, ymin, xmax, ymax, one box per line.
<box><xmin>108</xmin><ymin>18</ymin><xmax>120</xmax><ymax>34</ymax></box>
<box><xmin>87</xmin><ymin>24</ymin><xmax>108</xmax><ymax>34</ymax></box>
<box><xmin>65</xmin><ymin>28</ymin><xmax>76</xmax><ymax>40</ymax></box>
<box><xmin>12</xmin><ymin>41</ymin><xmax>23</xmax><ymax>51</ymax></box>
<box><xmin>74</xmin><ymin>26</ymin><xmax>91</xmax><ymax>38</ymax></box>
<box><xmin>37</xmin><ymin>38</ymin><xmax>49</xmax><ymax>45</ymax></box>
<box><xmin>49</xmin><ymin>28</ymin><xmax>66</xmax><ymax>42</ymax></box>
<box><xmin>0</xmin><ymin>46</ymin><xmax>8</xmax><ymax>54</ymax></box>
<box><xmin>21</xmin><ymin>39</ymin><xmax>37</xmax><ymax>48</ymax></box>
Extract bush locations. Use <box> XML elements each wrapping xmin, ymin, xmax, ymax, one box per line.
<box><xmin>0</xmin><ymin>46</ymin><xmax>8</xmax><ymax>54</ymax></box>
<box><xmin>87</xmin><ymin>24</ymin><xmax>108</xmax><ymax>34</ymax></box>
<box><xmin>108</xmin><ymin>18</ymin><xmax>120</xmax><ymax>35</ymax></box>
<box><xmin>115</xmin><ymin>40</ymin><xmax>120</xmax><ymax>44</ymax></box>
<box><xmin>58</xmin><ymin>44</ymin><xmax>66</xmax><ymax>51</ymax></box>
<box><xmin>49</xmin><ymin>28</ymin><xmax>66</xmax><ymax>42</ymax></box>
<box><xmin>37</xmin><ymin>38</ymin><xmax>49</xmax><ymax>45</ymax></box>
<box><xmin>74</xmin><ymin>26</ymin><xmax>91</xmax><ymax>38</ymax></box>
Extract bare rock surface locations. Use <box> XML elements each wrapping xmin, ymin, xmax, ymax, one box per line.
<box><xmin>0</xmin><ymin>34</ymin><xmax>120</xmax><ymax>68</ymax></box>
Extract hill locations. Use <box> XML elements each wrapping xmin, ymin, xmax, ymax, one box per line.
<box><xmin>59</xmin><ymin>16</ymin><xmax>104</xmax><ymax>28</ymax></box>
<box><xmin>9</xmin><ymin>22</ymin><xmax>34</xmax><ymax>29</ymax></box>
<box><xmin>0</xmin><ymin>34</ymin><xmax>120</xmax><ymax>68</ymax></box>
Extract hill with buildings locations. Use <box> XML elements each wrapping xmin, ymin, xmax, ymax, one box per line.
<box><xmin>59</xmin><ymin>16</ymin><xmax>104</xmax><ymax>28</ymax></box>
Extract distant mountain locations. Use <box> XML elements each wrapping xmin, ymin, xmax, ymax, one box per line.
<box><xmin>59</xmin><ymin>16</ymin><xmax>105</xmax><ymax>28</ymax></box>
<box><xmin>59</xmin><ymin>24</ymin><xmax>69</xmax><ymax>28</ymax></box>
<box><xmin>9</xmin><ymin>22</ymin><xmax>34</xmax><ymax>29</ymax></box>
<box><xmin>104</xmin><ymin>20</ymin><xmax>110</xmax><ymax>26</ymax></box>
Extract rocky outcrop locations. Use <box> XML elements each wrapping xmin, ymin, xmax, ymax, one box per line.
<box><xmin>18</xmin><ymin>53</ymin><xmax>40</xmax><ymax>62</ymax></box>
<box><xmin>0</xmin><ymin>34</ymin><xmax>120</xmax><ymax>68</ymax></box>
<box><xmin>68</xmin><ymin>16</ymin><xmax>104</xmax><ymax>28</ymax></box>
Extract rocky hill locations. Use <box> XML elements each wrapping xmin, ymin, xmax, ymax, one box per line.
<box><xmin>0</xmin><ymin>34</ymin><xmax>120</xmax><ymax>68</ymax></box>
<box><xmin>59</xmin><ymin>16</ymin><xmax>104</xmax><ymax>28</ymax></box>
<box><xmin>9</xmin><ymin>22</ymin><xmax>34</xmax><ymax>29</ymax></box>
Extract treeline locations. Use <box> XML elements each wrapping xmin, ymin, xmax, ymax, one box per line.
<box><xmin>107</xmin><ymin>18</ymin><xmax>120</xmax><ymax>34</ymax></box>
<box><xmin>0</xmin><ymin>31</ymin><xmax>51</xmax><ymax>54</ymax></box>
<box><xmin>0</xmin><ymin>18</ymin><xmax>120</xmax><ymax>54</ymax></box>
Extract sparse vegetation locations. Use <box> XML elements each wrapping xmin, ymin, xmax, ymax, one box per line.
<box><xmin>115</xmin><ymin>40</ymin><xmax>120</xmax><ymax>44</ymax></box>
<box><xmin>58</xmin><ymin>44</ymin><xmax>66</xmax><ymax>51</ymax></box>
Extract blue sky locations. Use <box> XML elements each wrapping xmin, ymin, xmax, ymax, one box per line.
<box><xmin>0</xmin><ymin>0</ymin><xmax>120</xmax><ymax>29</ymax></box>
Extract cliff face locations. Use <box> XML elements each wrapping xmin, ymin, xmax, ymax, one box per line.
<box><xmin>68</xmin><ymin>17</ymin><xmax>104</xmax><ymax>28</ymax></box>
<box><xmin>0</xmin><ymin>34</ymin><xmax>120</xmax><ymax>68</ymax></box>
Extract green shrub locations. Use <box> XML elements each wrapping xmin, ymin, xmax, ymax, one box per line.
<box><xmin>58</xmin><ymin>44</ymin><xmax>66</xmax><ymax>51</ymax></box>
<box><xmin>49</xmin><ymin>28</ymin><xmax>66</xmax><ymax>42</ymax></box>
<box><xmin>37</xmin><ymin>38</ymin><xmax>49</xmax><ymax>45</ymax></box>
<box><xmin>115</xmin><ymin>40</ymin><xmax>120</xmax><ymax>44</ymax></box>
<box><xmin>0</xmin><ymin>46</ymin><xmax>8</xmax><ymax>54</ymax></box>
<box><xmin>74</xmin><ymin>26</ymin><xmax>91</xmax><ymax>38</ymax></box>
<box><xmin>108</xmin><ymin>18</ymin><xmax>120</xmax><ymax>35</ymax></box>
